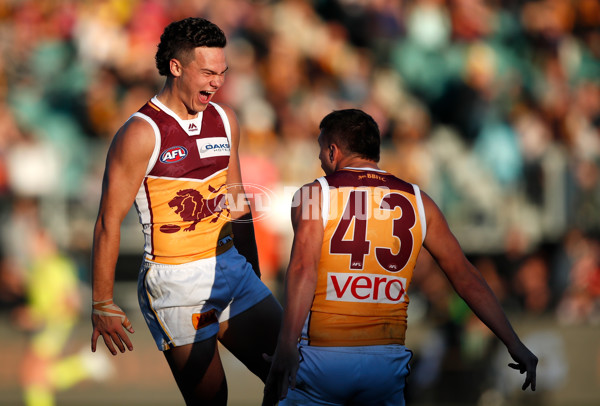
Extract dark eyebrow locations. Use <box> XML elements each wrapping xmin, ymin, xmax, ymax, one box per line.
<box><xmin>202</xmin><ymin>67</ymin><xmax>229</xmax><ymax>75</ymax></box>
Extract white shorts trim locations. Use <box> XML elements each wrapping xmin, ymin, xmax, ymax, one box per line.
<box><xmin>137</xmin><ymin>246</ymin><xmax>272</xmax><ymax>351</ymax></box>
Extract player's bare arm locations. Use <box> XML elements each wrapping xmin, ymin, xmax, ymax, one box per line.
<box><xmin>221</xmin><ymin>103</ymin><xmax>261</xmax><ymax>276</ymax></box>
<box><xmin>421</xmin><ymin>191</ymin><xmax>538</xmax><ymax>391</ymax></box>
<box><xmin>91</xmin><ymin>117</ymin><xmax>154</xmax><ymax>355</ymax></box>
<box><xmin>263</xmin><ymin>182</ymin><xmax>323</xmax><ymax>405</ymax></box>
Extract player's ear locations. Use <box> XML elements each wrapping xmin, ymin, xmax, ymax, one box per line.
<box><xmin>330</xmin><ymin>143</ymin><xmax>344</xmax><ymax>163</ymax></box>
<box><xmin>170</xmin><ymin>59</ymin><xmax>183</xmax><ymax>77</ymax></box>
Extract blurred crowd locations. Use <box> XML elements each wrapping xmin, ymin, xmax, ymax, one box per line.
<box><xmin>0</xmin><ymin>0</ymin><xmax>599</xmax><ymax>401</ymax></box>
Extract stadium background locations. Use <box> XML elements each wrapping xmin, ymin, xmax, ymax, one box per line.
<box><xmin>0</xmin><ymin>0</ymin><xmax>599</xmax><ymax>405</ymax></box>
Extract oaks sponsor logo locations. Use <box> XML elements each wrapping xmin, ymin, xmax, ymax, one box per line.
<box><xmin>326</xmin><ymin>272</ymin><xmax>407</xmax><ymax>304</ymax></box>
<box><xmin>197</xmin><ymin>137</ymin><xmax>230</xmax><ymax>158</ymax></box>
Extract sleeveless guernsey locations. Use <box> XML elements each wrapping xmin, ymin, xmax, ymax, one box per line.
<box><xmin>302</xmin><ymin>168</ymin><xmax>427</xmax><ymax>346</ymax></box>
<box><xmin>132</xmin><ymin>97</ymin><xmax>234</xmax><ymax>265</ymax></box>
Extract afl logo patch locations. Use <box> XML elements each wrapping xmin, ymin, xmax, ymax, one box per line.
<box><xmin>160</xmin><ymin>146</ymin><xmax>188</xmax><ymax>164</ymax></box>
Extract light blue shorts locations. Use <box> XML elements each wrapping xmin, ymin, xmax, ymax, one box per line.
<box><xmin>281</xmin><ymin>344</ymin><xmax>412</xmax><ymax>406</ymax></box>
<box><xmin>137</xmin><ymin>246</ymin><xmax>272</xmax><ymax>351</ymax></box>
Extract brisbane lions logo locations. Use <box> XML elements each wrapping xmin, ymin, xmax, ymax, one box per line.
<box><xmin>159</xmin><ymin>185</ymin><xmax>230</xmax><ymax>234</ymax></box>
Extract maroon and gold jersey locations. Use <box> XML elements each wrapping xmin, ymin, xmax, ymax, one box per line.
<box><xmin>302</xmin><ymin>168</ymin><xmax>427</xmax><ymax>346</ymax></box>
<box><xmin>133</xmin><ymin>97</ymin><xmax>234</xmax><ymax>265</ymax></box>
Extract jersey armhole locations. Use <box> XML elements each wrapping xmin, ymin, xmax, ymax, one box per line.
<box><xmin>412</xmin><ymin>184</ymin><xmax>427</xmax><ymax>243</ymax></box>
<box><xmin>316</xmin><ymin>177</ymin><xmax>329</xmax><ymax>228</ymax></box>
<box><xmin>130</xmin><ymin>112</ymin><xmax>160</xmax><ymax>176</ymax></box>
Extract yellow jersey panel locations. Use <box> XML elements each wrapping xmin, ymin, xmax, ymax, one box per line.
<box><xmin>304</xmin><ymin>168</ymin><xmax>426</xmax><ymax>347</ymax></box>
<box><xmin>142</xmin><ymin>172</ymin><xmax>233</xmax><ymax>264</ymax></box>
<box><xmin>133</xmin><ymin>98</ymin><xmax>234</xmax><ymax>264</ymax></box>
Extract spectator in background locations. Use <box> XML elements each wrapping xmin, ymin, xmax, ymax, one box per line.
<box><xmin>19</xmin><ymin>222</ymin><xmax>111</xmax><ymax>406</ymax></box>
<box><xmin>556</xmin><ymin>232</ymin><xmax>600</xmax><ymax>324</ymax></box>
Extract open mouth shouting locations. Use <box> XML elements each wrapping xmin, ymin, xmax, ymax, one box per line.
<box><xmin>199</xmin><ymin>90</ymin><xmax>215</xmax><ymax>104</ymax></box>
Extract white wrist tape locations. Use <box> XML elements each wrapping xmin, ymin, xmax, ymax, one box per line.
<box><xmin>92</xmin><ymin>299</ymin><xmax>132</xmax><ymax>329</ymax></box>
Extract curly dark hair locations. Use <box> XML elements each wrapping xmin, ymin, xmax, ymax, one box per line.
<box><xmin>155</xmin><ymin>17</ymin><xmax>227</xmax><ymax>77</ymax></box>
<box><xmin>319</xmin><ymin>109</ymin><xmax>381</xmax><ymax>162</ymax></box>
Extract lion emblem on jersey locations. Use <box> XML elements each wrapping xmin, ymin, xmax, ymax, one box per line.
<box><xmin>162</xmin><ymin>184</ymin><xmax>229</xmax><ymax>233</ymax></box>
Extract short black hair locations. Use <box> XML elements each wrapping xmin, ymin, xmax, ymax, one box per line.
<box><xmin>319</xmin><ymin>109</ymin><xmax>380</xmax><ymax>162</ymax></box>
<box><xmin>155</xmin><ymin>17</ymin><xmax>227</xmax><ymax>77</ymax></box>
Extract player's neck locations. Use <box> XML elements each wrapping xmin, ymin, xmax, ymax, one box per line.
<box><xmin>336</xmin><ymin>156</ymin><xmax>379</xmax><ymax>172</ymax></box>
<box><xmin>156</xmin><ymin>83</ymin><xmax>200</xmax><ymax>120</ymax></box>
